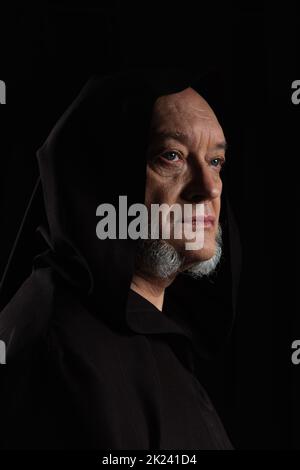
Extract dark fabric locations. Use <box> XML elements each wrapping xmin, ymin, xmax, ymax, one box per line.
<box><xmin>0</xmin><ymin>69</ymin><xmax>241</xmax><ymax>449</ymax></box>
<box><xmin>0</xmin><ymin>270</ymin><xmax>233</xmax><ymax>449</ymax></box>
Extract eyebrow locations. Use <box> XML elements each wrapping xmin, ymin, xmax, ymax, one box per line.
<box><xmin>213</xmin><ymin>141</ymin><xmax>228</xmax><ymax>152</ymax></box>
<box><xmin>151</xmin><ymin>130</ymin><xmax>228</xmax><ymax>152</ymax></box>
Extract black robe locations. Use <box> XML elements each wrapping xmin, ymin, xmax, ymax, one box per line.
<box><xmin>0</xmin><ymin>70</ymin><xmax>241</xmax><ymax>450</ymax></box>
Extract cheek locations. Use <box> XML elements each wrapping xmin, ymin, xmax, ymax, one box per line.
<box><xmin>145</xmin><ymin>168</ymin><xmax>180</xmax><ymax>206</ymax></box>
<box><xmin>214</xmin><ymin>199</ymin><xmax>221</xmax><ymax>218</ymax></box>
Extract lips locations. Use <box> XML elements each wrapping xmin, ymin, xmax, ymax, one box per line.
<box><xmin>183</xmin><ymin>215</ymin><xmax>215</xmax><ymax>229</ymax></box>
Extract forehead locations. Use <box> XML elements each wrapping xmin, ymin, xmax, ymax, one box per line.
<box><xmin>150</xmin><ymin>88</ymin><xmax>225</xmax><ymax>146</ymax></box>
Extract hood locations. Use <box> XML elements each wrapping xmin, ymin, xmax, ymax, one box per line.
<box><xmin>3</xmin><ymin>69</ymin><xmax>242</xmax><ymax>359</ymax></box>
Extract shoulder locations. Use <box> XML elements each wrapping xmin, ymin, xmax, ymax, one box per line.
<box><xmin>0</xmin><ymin>266</ymin><xmax>120</xmax><ymax>364</ymax></box>
<box><xmin>0</xmin><ymin>267</ymin><xmax>55</xmax><ymax>361</ymax></box>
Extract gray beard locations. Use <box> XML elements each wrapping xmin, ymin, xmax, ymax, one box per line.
<box><xmin>134</xmin><ymin>224</ymin><xmax>223</xmax><ymax>281</ymax></box>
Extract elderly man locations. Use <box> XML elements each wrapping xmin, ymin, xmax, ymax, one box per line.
<box><xmin>131</xmin><ymin>86</ymin><xmax>225</xmax><ymax>310</ymax></box>
<box><xmin>0</xmin><ymin>70</ymin><xmax>240</xmax><ymax>450</ymax></box>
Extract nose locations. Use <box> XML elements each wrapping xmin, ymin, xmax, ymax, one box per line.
<box><xmin>181</xmin><ymin>161</ymin><xmax>222</xmax><ymax>203</ymax></box>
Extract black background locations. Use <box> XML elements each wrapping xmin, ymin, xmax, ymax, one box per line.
<box><xmin>0</xmin><ymin>1</ymin><xmax>298</xmax><ymax>450</ymax></box>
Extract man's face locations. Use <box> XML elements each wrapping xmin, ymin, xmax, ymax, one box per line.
<box><xmin>145</xmin><ymin>87</ymin><xmax>226</xmax><ymax>270</ymax></box>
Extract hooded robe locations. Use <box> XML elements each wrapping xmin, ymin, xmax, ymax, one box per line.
<box><xmin>0</xmin><ymin>69</ymin><xmax>241</xmax><ymax>450</ymax></box>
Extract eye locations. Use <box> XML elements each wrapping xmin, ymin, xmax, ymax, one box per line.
<box><xmin>161</xmin><ymin>151</ymin><xmax>181</xmax><ymax>162</ymax></box>
<box><xmin>210</xmin><ymin>157</ymin><xmax>225</xmax><ymax>168</ymax></box>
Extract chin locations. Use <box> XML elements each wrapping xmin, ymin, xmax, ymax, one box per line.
<box><xmin>171</xmin><ymin>237</ymin><xmax>216</xmax><ymax>264</ymax></box>
<box><xmin>185</xmin><ymin>243</ymin><xmax>216</xmax><ymax>264</ymax></box>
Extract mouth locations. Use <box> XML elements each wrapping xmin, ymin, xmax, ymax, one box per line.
<box><xmin>183</xmin><ymin>215</ymin><xmax>215</xmax><ymax>230</ymax></box>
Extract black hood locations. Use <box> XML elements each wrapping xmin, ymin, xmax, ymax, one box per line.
<box><xmin>4</xmin><ymin>69</ymin><xmax>242</xmax><ymax>360</ymax></box>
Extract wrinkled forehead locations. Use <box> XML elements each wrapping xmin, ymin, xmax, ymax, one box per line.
<box><xmin>150</xmin><ymin>87</ymin><xmax>225</xmax><ymax>146</ymax></box>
